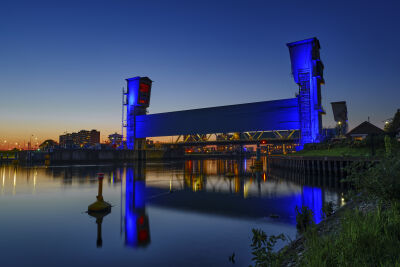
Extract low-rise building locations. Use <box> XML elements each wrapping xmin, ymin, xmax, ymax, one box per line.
<box><xmin>108</xmin><ymin>133</ymin><xmax>122</xmax><ymax>146</ymax></box>
<box><xmin>346</xmin><ymin>121</ymin><xmax>385</xmax><ymax>140</ymax></box>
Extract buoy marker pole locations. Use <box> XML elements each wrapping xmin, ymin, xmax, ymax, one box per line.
<box><xmin>97</xmin><ymin>173</ymin><xmax>104</xmax><ymax>201</ymax></box>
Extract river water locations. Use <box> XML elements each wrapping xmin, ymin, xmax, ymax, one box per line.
<box><xmin>0</xmin><ymin>158</ymin><xmax>344</xmax><ymax>266</ymax></box>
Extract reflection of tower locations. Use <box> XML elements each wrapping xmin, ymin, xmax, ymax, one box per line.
<box><xmin>125</xmin><ymin>162</ymin><xmax>150</xmax><ymax>247</ymax></box>
<box><xmin>301</xmin><ymin>186</ymin><xmax>323</xmax><ymax>224</ymax></box>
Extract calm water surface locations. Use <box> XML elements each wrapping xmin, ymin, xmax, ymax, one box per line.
<box><xmin>0</xmin><ymin>158</ymin><xmax>344</xmax><ymax>267</ymax></box>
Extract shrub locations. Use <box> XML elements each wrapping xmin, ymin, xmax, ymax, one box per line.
<box><xmin>385</xmin><ymin>135</ymin><xmax>392</xmax><ymax>157</ymax></box>
<box><xmin>249</xmin><ymin>229</ymin><xmax>286</xmax><ymax>267</ymax></box>
<box><xmin>295</xmin><ymin>205</ymin><xmax>315</xmax><ymax>232</ymax></box>
<box><xmin>322</xmin><ymin>202</ymin><xmax>334</xmax><ymax>218</ymax></box>
<box><xmin>345</xmin><ymin>155</ymin><xmax>400</xmax><ymax>204</ymax></box>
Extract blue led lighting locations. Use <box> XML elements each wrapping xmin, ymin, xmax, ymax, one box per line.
<box><xmin>125</xmin><ymin>167</ymin><xmax>146</xmax><ymax>247</ymax></box>
<box><xmin>265</xmin><ymin>185</ymin><xmax>323</xmax><ymax>224</ymax></box>
<box><xmin>125</xmin><ymin>39</ymin><xmax>323</xmax><ymax>150</ymax></box>
<box><xmin>125</xmin><ymin>168</ymin><xmax>137</xmax><ymax>246</ymax></box>
<box><xmin>287</xmin><ymin>38</ymin><xmax>323</xmax><ymax>147</ymax></box>
<box><xmin>126</xmin><ymin>77</ymin><xmax>141</xmax><ymax>150</ymax></box>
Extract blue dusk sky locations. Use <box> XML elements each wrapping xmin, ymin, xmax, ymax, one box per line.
<box><xmin>0</xmin><ymin>0</ymin><xmax>399</xmax><ymax>145</ymax></box>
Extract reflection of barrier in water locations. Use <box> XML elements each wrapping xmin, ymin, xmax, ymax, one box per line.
<box><xmin>299</xmin><ymin>186</ymin><xmax>323</xmax><ymax>224</ymax></box>
<box><xmin>251</xmin><ymin>144</ymin><xmax>263</xmax><ymax>171</ymax></box>
<box><xmin>125</xmin><ymin>162</ymin><xmax>151</xmax><ymax>248</ymax></box>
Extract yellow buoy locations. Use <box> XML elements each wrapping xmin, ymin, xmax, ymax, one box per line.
<box><xmin>88</xmin><ymin>173</ymin><xmax>112</xmax><ymax>213</ymax></box>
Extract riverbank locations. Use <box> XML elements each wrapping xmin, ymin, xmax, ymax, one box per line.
<box><xmin>278</xmin><ymin>197</ymin><xmax>378</xmax><ymax>266</ymax></box>
<box><xmin>294</xmin><ymin>146</ymin><xmax>384</xmax><ymax>157</ymax></box>
<box><xmin>269</xmin><ymin>154</ymin><xmax>400</xmax><ymax>267</ymax></box>
<box><xmin>293</xmin><ymin>135</ymin><xmax>399</xmax><ymax>158</ymax></box>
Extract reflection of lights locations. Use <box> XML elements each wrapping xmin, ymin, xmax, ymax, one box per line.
<box><xmin>234</xmin><ymin>177</ymin><xmax>240</xmax><ymax>193</ymax></box>
<box><xmin>1</xmin><ymin>167</ymin><xmax>5</xmax><ymax>194</ymax></box>
<box><xmin>243</xmin><ymin>181</ymin><xmax>252</xmax><ymax>199</ymax></box>
<box><xmin>263</xmin><ymin>173</ymin><xmax>266</xmax><ymax>181</ymax></box>
<box><xmin>193</xmin><ymin>177</ymin><xmax>202</xmax><ymax>192</ymax></box>
<box><xmin>33</xmin><ymin>168</ymin><xmax>37</xmax><ymax>190</ymax></box>
<box><xmin>13</xmin><ymin>168</ymin><xmax>16</xmax><ymax>195</ymax></box>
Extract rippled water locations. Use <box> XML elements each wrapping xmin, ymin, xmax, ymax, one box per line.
<box><xmin>0</xmin><ymin>158</ymin><xmax>344</xmax><ymax>266</ymax></box>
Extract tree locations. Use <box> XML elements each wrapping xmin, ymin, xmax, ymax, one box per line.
<box><xmin>384</xmin><ymin>109</ymin><xmax>400</xmax><ymax>134</ymax></box>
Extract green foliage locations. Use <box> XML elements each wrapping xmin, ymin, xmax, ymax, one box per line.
<box><xmin>249</xmin><ymin>229</ymin><xmax>286</xmax><ymax>267</ymax></box>
<box><xmin>301</xmin><ymin>156</ymin><xmax>400</xmax><ymax>266</ymax></box>
<box><xmin>385</xmin><ymin>135</ymin><xmax>392</xmax><ymax>157</ymax></box>
<box><xmin>346</xmin><ymin>156</ymin><xmax>400</xmax><ymax>204</ymax></box>
<box><xmin>301</xmin><ymin>204</ymin><xmax>400</xmax><ymax>266</ymax></box>
<box><xmin>295</xmin><ymin>205</ymin><xmax>315</xmax><ymax>232</ymax></box>
<box><xmin>251</xmin><ymin>154</ymin><xmax>400</xmax><ymax>267</ymax></box>
<box><xmin>384</xmin><ymin>109</ymin><xmax>400</xmax><ymax>133</ymax></box>
<box><xmin>322</xmin><ymin>201</ymin><xmax>334</xmax><ymax>218</ymax></box>
<box><xmin>297</xmin><ymin>135</ymin><xmax>391</xmax><ymax>157</ymax></box>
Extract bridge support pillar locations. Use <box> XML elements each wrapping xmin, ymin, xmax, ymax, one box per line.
<box><xmin>125</xmin><ymin>77</ymin><xmax>153</xmax><ymax>150</ymax></box>
<box><xmin>287</xmin><ymin>38</ymin><xmax>324</xmax><ymax>149</ymax></box>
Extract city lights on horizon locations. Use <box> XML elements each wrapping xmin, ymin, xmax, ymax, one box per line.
<box><xmin>0</xmin><ymin>129</ymin><xmax>125</xmax><ymax>150</ymax></box>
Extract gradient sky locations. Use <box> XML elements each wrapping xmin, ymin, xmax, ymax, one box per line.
<box><xmin>1</xmin><ymin>0</ymin><xmax>399</xmax><ymax>146</ymax></box>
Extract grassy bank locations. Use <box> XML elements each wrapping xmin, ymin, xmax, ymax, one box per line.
<box><xmin>301</xmin><ymin>203</ymin><xmax>400</xmax><ymax>266</ymax></box>
<box><xmin>250</xmin><ymin>152</ymin><xmax>400</xmax><ymax>266</ymax></box>
<box><xmin>293</xmin><ymin>135</ymin><xmax>399</xmax><ymax>157</ymax></box>
<box><xmin>294</xmin><ymin>146</ymin><xmax>384</xmax><ymax>157</ymax></box>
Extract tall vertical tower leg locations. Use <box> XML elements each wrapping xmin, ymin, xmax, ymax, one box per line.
<box><xmin>287</xmin><ymin>38</ymin><xmax>325</xmax><ymax>149</ymax></box>
<box><xmin>125</xmin><ymin>77</ymin><xmax>153</xmax><ymax>151</ymax></box>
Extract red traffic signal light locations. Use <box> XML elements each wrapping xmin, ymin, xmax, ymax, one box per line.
<box><xmin>260</xmin><ymin>140</ymin><xmax>267</xmax><ymax>144</ymax></box>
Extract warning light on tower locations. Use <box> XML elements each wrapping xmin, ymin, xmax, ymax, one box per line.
<box><xmin>126</xmin><ymin>76</ymin><xmax>153</xmax><ymax>108</ymax></box>
<box><xmin>138</xmin><ymin>77</ymin><xmax>152</xmax><ymax>107</ymax></box>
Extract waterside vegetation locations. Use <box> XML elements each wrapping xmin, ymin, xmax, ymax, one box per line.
<box><xmin>251</xmin><ymin>144</ymin><xmax>400</xmax><ymax>266</ymax></box>
<box><xmin>295</xmin><ymin>134</ymin><xmax>399</xmax><ymax>157</ymax></box>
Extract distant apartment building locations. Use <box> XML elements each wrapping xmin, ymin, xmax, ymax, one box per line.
<box><xmin>59</xmin><ymin>130</ymin><xmax>100</xmax><ymax>148</ymax></box>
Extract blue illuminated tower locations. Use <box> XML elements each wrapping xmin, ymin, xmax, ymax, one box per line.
<box><xmin>287</xmin><ymin>38</ymin><xmax>324</xmax><ymax>148</ymax></box>
<box><xmin>125</xmin><ymin>76</ymin><xmax>152</xmax><ymax>150</ymax></box>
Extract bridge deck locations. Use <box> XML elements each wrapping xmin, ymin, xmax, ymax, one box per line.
<box><xmin>164</xmin><ymin>138</ymin><xmax>298</xmax><ymax>147</ymax></box>
<box><xmin>135</xmin><ymin>98</ymin><xmax>300</xmax><ymax>138</ymax></box>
